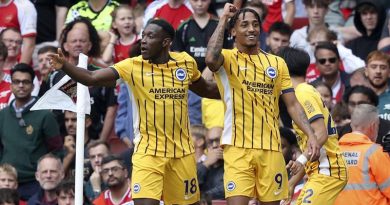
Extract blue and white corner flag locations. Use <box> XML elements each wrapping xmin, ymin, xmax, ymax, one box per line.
<box><xmin>31</xmin><ymin>53</ymin><xmax>91</xmax><ymax>114</ymax></box>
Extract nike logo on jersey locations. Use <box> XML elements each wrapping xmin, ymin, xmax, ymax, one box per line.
<box><xmin>274</xmin><ymin>189</ymin><xmax>283</xmax><ymax>196</ymax></box>
<box><xmin>184</xmin><ymin>194</ymin><xmax>195</xmax><ymax>200</ymax></box>
<box><xmin>239</xmin><ymin>67</ymin><xmax>249</xmax><ymax>70</ymax></box>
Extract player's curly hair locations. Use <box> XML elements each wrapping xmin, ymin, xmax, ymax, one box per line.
<box><xmin>228</xmin><ymin>8</ymin><xmax>262</xmax><ymax>33</ymax></box>
<box><xmin>60</xmin><ymin>17</ymin><xmax>101</xmax><ymax>58</ymax></box>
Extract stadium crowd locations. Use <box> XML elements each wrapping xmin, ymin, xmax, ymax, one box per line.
<box><xmin>0</xmin><ymin>0</ymin><xmax>390</xmax><ymax>204</ymax></box>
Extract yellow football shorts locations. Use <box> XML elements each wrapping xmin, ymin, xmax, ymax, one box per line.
<box><xmin>131</xmin><ymin>153</ymin><xmax>200</xmax><ymax>204</ymax></box>
<box><xmin>296</xmin><ymin>173</ymin><xmax>347</xmax><ymax>205</ymax></box>
<box><xmin>223</xmin><ymin>145</ymin><xmax>288</xmax><ymax>202</ymax></box>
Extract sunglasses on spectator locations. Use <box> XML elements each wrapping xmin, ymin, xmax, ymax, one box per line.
<box><xmin>317</xmin><ymin>57</ymin><xmax>337</xmax><ymax>65</ymax></box>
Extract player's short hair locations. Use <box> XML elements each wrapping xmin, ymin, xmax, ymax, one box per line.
<box><xmin>229</xmin><ymin>8</ymin><xmax>262</xmax><ymax>33</ymax></box>
<box><xmin>277</xmin><ymin>46</ymin><xmax>310</xmax><ymax>77</ymax></box>
<box><xmin>147</xmin><ymin>18</ymin><xmax>175</xmax><ymax>40</ymax></box>
<box><xmin>269</xmin><ymin>22</ymin><xmax>293</xmax><ymax>37</ymax></box>
<box><xmin>11</xmin><ymin>63</ymin><xmax>35</xmax><ymax>81</ymax></box>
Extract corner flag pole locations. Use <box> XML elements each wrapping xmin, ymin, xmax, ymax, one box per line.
<box><xmin>75</xmin><ymin>53</ymin><xmax>90</xmax><ymax>205</ymax></box>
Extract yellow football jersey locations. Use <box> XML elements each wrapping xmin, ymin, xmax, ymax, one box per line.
<box><xmin>112</xmin><ymin>52</ymin><xmax>201</xmax><ymax>158</ymax></box>
<box><xmin>215</xmin><ymin>48</ymin><xmax>293</xmax><ymax>151</ymax></box>
<box><xmin>293</xmin><ymin>83</ymin><xmax>347</xmax><ymax>180</ymax></box>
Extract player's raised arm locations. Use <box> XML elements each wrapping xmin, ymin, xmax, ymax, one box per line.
<box><xmin>205</xmin><ymin>3</ymin><xmax>236</xmax><ymax>72</ymax></box>
<box><xmin>48</xmin><ymin>48</ymin><xmax>119</xmax><ymax>87</ymax></box>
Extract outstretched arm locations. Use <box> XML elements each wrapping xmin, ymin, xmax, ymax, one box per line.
<box><xmin>48</xmin><ymin>48</ymin><xmax>118</xmax><ymax>87</ymax></box>
<box><xmin>190</xmin><ymin>76</ymin><xmax>221</xmax><ymax>99</ymax></box>
<box><xmin>282</xmin><ymin>92</ymin><xmax>320</xmax><ymax>161</ymax></box>
<box><xmin>205</xmin><ymin>3</ymin><xmax>236</xmax><ymax>72</ymax></box>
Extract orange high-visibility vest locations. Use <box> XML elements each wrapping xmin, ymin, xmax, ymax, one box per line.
<box><xmin>334</xmin><ymin>132</ymin><xmax>390</xmax><ymax>205</ymax></box>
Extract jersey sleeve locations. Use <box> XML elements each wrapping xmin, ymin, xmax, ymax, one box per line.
<box><xmin>295</xmin><ymin>87</ymin><xmax>324</xmax><ymax>123</ymax></box>
<box><xmin>220</xmin><ymin>49</ymin><xmax>232</xmax><ymax>72</ymax></box>
<box><xmin>111</xmin><ymin>58</ymin><xmax>134</xmax><ymax>83</ymax></box>
<box><xmin>189</xmin><ymin>54</ymin><xmax>201</xmax><ymax>82</ymax></box>
<box><xmin>15</xmin><ymin>0</ymin><xmax>37</xmax><ymax>37</ymax></box>
<box><xmin>279</xmin><ymin>58</ymin><xmax>294</xmax><ymax>94</ymax></box>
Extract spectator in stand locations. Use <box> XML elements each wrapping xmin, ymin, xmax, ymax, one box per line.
<box><xmin>62</xmin><ymin>110</ymin><xmax>92</xmax><ymax>179</ymax></box>
<box><xmin>0</xmin><ymin>41</ymin><xmax>11</xmax><ymax>111</ymax></box>
<box><xmin>27</xmin><ymin>154</ymin><xmax>64</xmax><ymax>205</ymax></box>
<box><xmin>338</xmin><ymin>85</ymin><xmax>390</xmax><ymax>145</ymax></box>
<box><xmin>56</xmin><ymin>180</ymin><xmax>75</xmax><ymax>205</ymax></box>
<box><xmin>265</xmin><ymin>22</ymin><xmax>292</xmax><ymax>55</ymax></box>
<box><xmin>349</xmin><ymin>67</ymin><xmax>371</xmax><ymax>88</ymax></box>
<box><xmin>191</xmin><ymin>125</ymin><xmax>207</xmax><ymax>163</ymax></box>
<box><xmin>102</xmin><ymin>5</ymin><xmax>139</xmax><ymax>65</ymax></box>
<box><xmin>31</xmin><ymin>0</ymin><xmax>68</xmax><ymax>72</ymax></box>
<box><xmin>66</xmin><ymin>0</ymin><xmax>119</xmax><ymax>57</ymax></box>
<box><xmin>311</xmin><ymin>81</ymin><xmax>334</xmax><ymax>111</ymax></box>
<box><xmin>143</xmin><ymin>0</ymin><xmax>193</xmax><ymax>29</ymax></box>
<box><xmin>0</xmin><ymin>64</ymin><xmax>62</xmax><ymax>200</ymax></box>
<box><xmin>84</xmin><ymin>141</ymin><xmax>111</xmax><ymax>202</ymax></box>
<box><xmin>346</xmin><ymin>0</ymin><xmax>386</xmax><ymax>60</ymax></box>
<box><xmin>306</xmin><ymin>26</ymin><xmax>365</xmax><ymax>82</ymax></box>
<box><xmin>378</xmin><ymin>9</ymin><xmax>390</xmax><ymax>52</ymax></box>
<box><xmin>261</xmin><ymin>0</ymin><xmax>295</xmax><ymax>34</ymax></box>
<box><xmin>312</xmin><ymin>42</ymin><xmax>350</xmax><ymax>103</ymax></box>
<box><xmin>0</xmin><ymin>188</ymin><xmax>19</xmax><ymax>205</ymax></box>
<box><xmin>66</xmin><ymin>0</ymin><xmax>119</xmax><ymax>32</ymax></box>
<box><xmin>0</xmin><ymin>28</ymin><xmax>40</xmax><ymax>97</ymax></box>
<box><xmin>0</xmin><ymin>0</ymin><xmax>36</xmax><ymax>65</ymax></box>
<box><xmin>334</xmin><ymin>104</ymin><xmax>390</xmax><ymax>205</ymax></box>
<box><xmin>364</xmin><ymin>51</ymin><xmax>390</xmax><ymax>122</ymax></box>
<box><xmin>60</xmin><ymin>18</ymin><xmax>117</xmax><ymax>142</ymax></box>
<box><xmin>197</xmin><ymin>130</ymin><xmax>224</xmax><ymax>199</ymax></box>
<box><xmin>37</xmin><ymin>46</ymin><xmax>58</xmax><ymax>97</ymax></box>
<box><xmin>31</xmin><ymin>0</ymin><xmax>68</xmax><ymax>44</ymax></box>
<box><xmin>93</xmin><ymin>155</ymin><xmax>132</xmax><ymax>205</ymax></box>
<box><xmin>0</xmin><ymin>164</ymin><xmax>26</xmax><ymax>205</ymax></box>
<box><xmin>290</xmin><ymin>0</ymin><xmax>334</xmax><ymax>50</ymax></box>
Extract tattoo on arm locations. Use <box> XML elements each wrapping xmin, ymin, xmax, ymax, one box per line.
<box><xmin>206</xmin><ymin>18</ymin><xmax>228</xmax><ymax>70</ymax></box>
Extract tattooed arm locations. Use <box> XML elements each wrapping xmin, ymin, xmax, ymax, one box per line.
<box><xmin>205</xmin><ymin>3</ymin><xmax>236</xmax><ymax>72</ymax></box>
<box><xmin>282</xmin><ymin>92</ymin><xmax>320</xmax><ymax>161</ymax></box>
